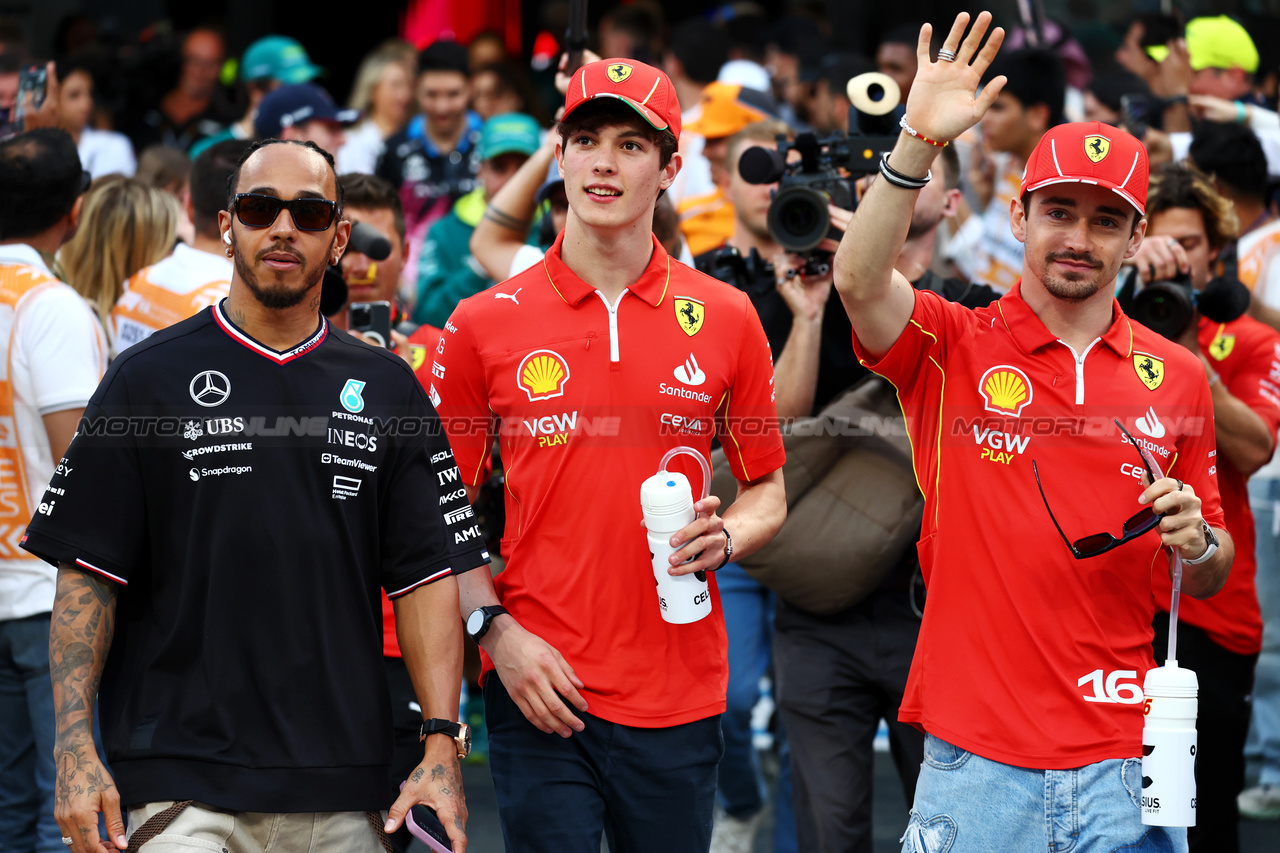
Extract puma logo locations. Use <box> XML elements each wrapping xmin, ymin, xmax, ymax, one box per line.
<box><xmin>494</xmin><ymin>288</ymin><xmax>522</xmax><ymax>305</ymax></box>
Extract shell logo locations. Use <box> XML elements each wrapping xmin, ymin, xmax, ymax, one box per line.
<box><xmin>978</xmin><ymin>365</ymin><xmax>1033</xmax><ymax>417</ymax></box>
<box><xmin>517</xmin><ymin>349</ymin><xmax>571</xmax><ymax>402</ymax></box>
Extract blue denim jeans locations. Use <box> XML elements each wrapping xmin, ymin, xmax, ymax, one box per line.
<box><xmin>1247</xmin><ymin>476</ymin><xmax>1280</xmax><ymax>787</ymax></box>
<box><xmin>0</xmin><ymin>613</ymin><xmax>60</xmax><ymax>853</ymax></box>
<box><xmin>716</xmin><ymin>562</ymin><xmax>796</xmax><ymax>853</ymax></box>
<box><xmin>901</xmin><ymin>734</ymin><xmax>1187</xmax><ymax>853</ymax></box>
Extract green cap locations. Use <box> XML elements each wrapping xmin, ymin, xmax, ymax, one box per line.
<box><xmin>240</xmin><ymin>36</ymin><xmax>323</xmax><ymax>84</ymax></box>
<box><xmin>479</xmin><ymin>113</ymin><xmax>542</xmax><ymax>161</ymax></box>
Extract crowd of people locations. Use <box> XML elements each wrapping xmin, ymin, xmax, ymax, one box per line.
<box><xmin>2</xmin><ymin>4</ymin><xmax>1280</xmax><ymax>853</ymax></box>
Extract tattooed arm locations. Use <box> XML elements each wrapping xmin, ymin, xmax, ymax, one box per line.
<box><xmin>49</xmin><ymin>565</ymin><xmax>128</xmax><ymax>853</ymax></box>
<box><xmin>384</xmin><ymin>575</ymin><xmax>468</xmax><ymax>852</ymax></box>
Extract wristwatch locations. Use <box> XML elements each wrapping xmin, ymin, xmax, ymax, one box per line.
<box><xmin>465</xmin><ymin>605</ymin><xmax>508</xmax><ymax>641</ymax></box>
<box><xmin>419</xmin><ymin>718</ymin><xmax>472</xmax><ymax>759</ymax></box>
<box><xmin>1183</xmin><ymin>521</ymin><xmax>1219</xmax><ymax>565</ymax></box>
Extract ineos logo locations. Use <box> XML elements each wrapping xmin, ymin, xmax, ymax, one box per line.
<box><xmin>189</xmin><ymin>371</ymin><xmax>231</xmax><ymax>407</ymax></box>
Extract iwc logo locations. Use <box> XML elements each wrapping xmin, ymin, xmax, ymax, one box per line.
<box><xmin>978</xmin><ymin>366</ymin><xmax>1033</xmax><ymax>416</ymax></box>
<box><xmin>189</xmin><ymin>370</ymin><xmax>231</xmax><ymax>407</ymax></box>
<box><xmin>340</xmin><ymin>379</ymin><xmax>366</xmax><ymax>413</ymax></box>
<box><xmin>517</xmin><ymin>350</ymin><xmax>571</xmax><ymax>402</ymax></box>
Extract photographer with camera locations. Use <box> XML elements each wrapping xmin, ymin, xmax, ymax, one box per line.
<box><xmin>1121</xmin><ymin>162</ymin><xmax>1280</xmax><ymax>852</ymax></box>
<box><xmin>837</xmin><ymin>12</ymin><xmax>1232</xmax><ymax>849</ymax></box>
<box><xmin>701</xmin><ymin>103</ymin><xmax>998</xmax><ymax>850</ymax></box>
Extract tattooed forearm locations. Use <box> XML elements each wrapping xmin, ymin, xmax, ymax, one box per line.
<box><xmin>50</xmin><ymin>566</ymin><xmax>117</xmax><ymax>750</ymax></box>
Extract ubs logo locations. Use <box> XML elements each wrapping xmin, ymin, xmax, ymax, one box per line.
<box><xmin>190</xmin><ymin>371</ymin><xmax>231</xmax><ymax>407</ymax></box>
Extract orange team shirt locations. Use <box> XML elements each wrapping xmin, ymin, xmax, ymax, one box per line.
<box><xmin>435</xmin><ymin>231</ymin><xmax>785</xmax><ymax>727</ymax></box>
<box><xmin>1150</xmin><ymin>315</ymin><xmax>1280</xmax><ymax>655</ymax></box>
<box><xmin>1238</xmin><ymin>218</ymin><xmax>1280</xmax><ymax>297</ymax></box>
<box><xmin>677</xmin><ymin>187</ymin><xmax>735</xmax><ymax>257</ymax></box>
<box><xmin>111</xmin><ymin>244</ymin><xmax>231</xmax><ymax>353</ymax></box>
<box><xmin>853</xmin><ymin>283</ymin><xmax>1224</xmax><ymax>769</ymax></box>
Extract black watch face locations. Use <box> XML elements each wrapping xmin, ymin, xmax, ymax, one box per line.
<box><xmin>466</xmin><ymin>609</ymin><xmax>485</xmax><ymax>637</ymax></box>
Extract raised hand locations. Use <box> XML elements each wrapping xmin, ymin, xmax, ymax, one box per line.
<box><xmin>902</xmin><ymin>12</ymin><xmax>1006</xmax><ymax>145</ymax></box>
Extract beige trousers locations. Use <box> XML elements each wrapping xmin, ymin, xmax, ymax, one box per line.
<box><xmin>125</xmin><ymin>801</ymin><xmax>388</xmax><ymax>853</ymax></box>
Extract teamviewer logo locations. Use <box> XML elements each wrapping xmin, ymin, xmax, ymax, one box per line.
<box><xmin>332</xmin><ymin>475</ymin><xmax>361</xmax><ymax>500</ymax></box>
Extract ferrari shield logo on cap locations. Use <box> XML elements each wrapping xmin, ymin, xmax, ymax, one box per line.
<box><xmin>1133</xmin><ymin>353</ymin><xmax>1165</xmax><ymax>390</ymax></box>
<box><xmin>607</xmin><ymin>63</ymin><xmax>633</xmax><ymax>83</ymax></box>
<box><xmin>1084</xmin><ymin>135</ymin><xmax>1110</xmax><ymax>163</ymax></box>
<box><xmin>675</xmin><ymin>297</ymin><xmax>705</xmax><ymax>336</ymax></box>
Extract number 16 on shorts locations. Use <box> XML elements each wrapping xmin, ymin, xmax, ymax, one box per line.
<box><xmin>1078</xmin><ymin>669</ymin><xmax>1144</xmax><ymax>704</ymax></box>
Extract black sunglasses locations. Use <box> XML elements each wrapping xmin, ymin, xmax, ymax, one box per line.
<box><xmin>1032</xmin><ymin>419</ymin><xmax>1164</xmax><ymax>559</ymax></box>
<box><xmin>232</xmin><ymin>192</ymin><xmax>337</xmax><ymax>232</ymax></box>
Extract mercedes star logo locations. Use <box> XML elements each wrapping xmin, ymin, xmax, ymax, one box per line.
<box><xmin>189</xmin><ymin>370</ymin><xmax>231</xmax><ymax>407</ymax></box>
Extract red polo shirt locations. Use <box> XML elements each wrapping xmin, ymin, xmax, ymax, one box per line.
<box><xmin>854</xmin><ymin>282</ymin><xmax>1224</xmax><ymax>769</ymax></box>
<box><xmin>1151</xmin><ymin>315</ymin><xmax>1280</xmax><ymax>655</ymax></box>
<box><xmin>435</xmin><ymin>232</ymin><xmax>785</xmax><ymax>727</ymax></box>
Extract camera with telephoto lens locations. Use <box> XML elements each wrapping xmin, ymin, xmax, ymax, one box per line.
<box><xmin>1129</xmin><ymin>269</ymin><xmax>1251</xmax><ymax>339</ymax></box>
<box><xmin>737</xmin><ymin>71</ymin><xmax>903</xmax><ymax>269</ymax></box>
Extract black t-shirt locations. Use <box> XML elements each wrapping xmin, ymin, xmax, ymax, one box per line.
<box><xmin>22</xmin><ymin>302</ymin><xmax>488</xmax><ymax>812</ymax></box>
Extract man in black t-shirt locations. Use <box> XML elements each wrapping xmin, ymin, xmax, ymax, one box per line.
<box><xmin>23</xmin><ymin>139</ymin><xmax>484</xmax><ymax>853</ymax></box>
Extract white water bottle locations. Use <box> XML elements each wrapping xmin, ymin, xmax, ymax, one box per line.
<box><xmin>640</xmin><ymin>454</ymin><xmax>713</xmax><ymax>624</ymax></box>
<box><xmin>1141</xmin><ymin>664</ymin><xmax>1198</xmax><ymax>827</ymax></box>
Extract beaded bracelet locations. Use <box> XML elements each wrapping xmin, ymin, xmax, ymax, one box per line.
<box><xmin>878</xmin><ymin>156</ymin><xmax>931</xmax><ymax>190</ymax></box>
<box><xmin>899</xmin><ymin>116</ymin><xmax>949</xmax><ymax>148</ymax></box>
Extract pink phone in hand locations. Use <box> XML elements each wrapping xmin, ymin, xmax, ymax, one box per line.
<box><xmin>407</xmin><ymin>805</ymin><xmax>454</xmax><ymax>852</ymax></box>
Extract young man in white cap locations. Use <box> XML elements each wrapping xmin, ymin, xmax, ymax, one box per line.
<box><xmin>436</xmin><ymin>58</ymin><xmax>787</xmax><ymax>851</ymax></box>
<box><xmin>836</xmin><ymin>12</ymin><xmax>1232</xmax><ymax>851</ymax></box>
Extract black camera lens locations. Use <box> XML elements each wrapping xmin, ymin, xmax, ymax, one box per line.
<box><xmin>1132</xmin><ymin>278</ymin><xmax>1195</xmax><ymax>339</ymax></box>
<box><xmin>350</xmin><ymin>306</ymin><xmax>371</xmax><ymax>327</ymax></box>
<box><xmin>768</xmin><ymin>186</ymin><xmax>832</xmax><ymax>253</ymax></box>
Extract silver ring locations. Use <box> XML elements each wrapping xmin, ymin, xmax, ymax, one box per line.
<box><xmin>61</xmin><ymin>838</ymin><xmax>74</xmax><ymax>847</ymax></box>
<box><xmin>937</xmin><ymin>49</ymin><xmax>958</xmax><ymax>62</ymax></box>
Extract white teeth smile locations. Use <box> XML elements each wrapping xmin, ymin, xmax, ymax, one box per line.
<box><xmin>587</xmin><ymin>188</ymin><xmax>621</xmax><ymax>196</ymax></box>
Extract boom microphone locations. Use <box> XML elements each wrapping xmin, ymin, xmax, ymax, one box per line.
<box><xmin>348</xmin><ymin>221</ymin><xmax>391</xmax><ymax>262</ymax></box>
<box><xmin>1196</xmin><ymin>275</ymin><xmax>1251</xmax><ymax>324</ymax></box>
<box><xmin>739</xmin><ymin>145</ymin><xmax>788</xmax><ymax>185</ymax></box>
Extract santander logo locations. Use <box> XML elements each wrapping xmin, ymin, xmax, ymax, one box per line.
<box><xmin>1136</xmin><ymin>407</ymin><xmax>1166</xmax><ymax>439</ymax></box>
<box><xmin>674</xmin><ymin>353</ymin><xmax>706</xmax><ymax>386</ymax></box>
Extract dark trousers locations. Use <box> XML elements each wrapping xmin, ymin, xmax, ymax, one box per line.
<box><xmin>774</xmin><ymin>587</ymin><xmax>924</xmax><ymax>853</ymax></box>
<box><xmin>1152</xmin><ymin>612</ymin><xmax>1258</xmax><ymax>853</ymax></box>
<box><xmin>384</xmin><ymin>656</ymin><xmax>424</xmax><ymax>853</ymax></box>
<box><xmin>484</xmin><ymin>676</ymin><xmax>721</xmax><ymax>853</ymax></box>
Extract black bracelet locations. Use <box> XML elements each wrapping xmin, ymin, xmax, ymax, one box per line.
<box><xmin>878</xmin><ymin>156</ymin><xmax>931</xmax><ymax>190</ymax></box>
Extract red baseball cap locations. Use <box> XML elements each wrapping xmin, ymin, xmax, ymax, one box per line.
<box><xmin>1020</xmin><ymin>121</ymin><xmax>1149</xmax><ymax>215</ymax></box>
<box><xmin>563</xmin><ymin>58</ymin><xmax>682</xmax><ymax>141</ymax></box>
